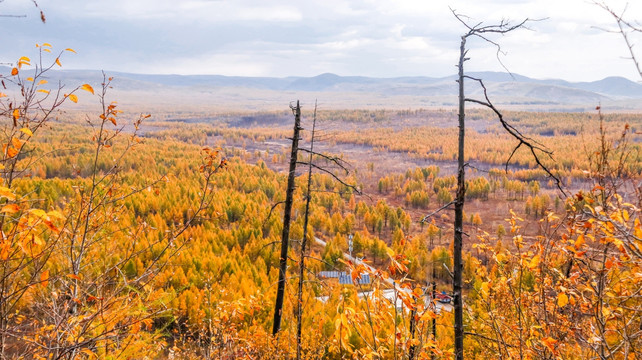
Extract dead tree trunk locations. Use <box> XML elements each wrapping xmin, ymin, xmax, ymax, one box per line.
<box><xmin>296</xmin><ymin>101</ymin><xmax>317</xmax><ymax>360</ymax></box>
<box><xmin>453</xmin><ymin>34</ymin><xmax>467</xmax><ymax>360</ymax></box>
<box><xmin>272</xmin><ymin>100</ymin><xmax>301</xmax><ymax>336</ymax></box>
<box><xmin>450</xmin><ymin>8</ymin><xmax>559</xmax><ymax>359</ymax></box>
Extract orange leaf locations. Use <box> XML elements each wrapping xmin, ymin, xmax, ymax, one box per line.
<box><xmin>6</xmin><ymin>147</ymin><xmax>18</xmax><ymax>158</ymax></box>
<box><xmin>37</xmin><ymin>89</ymin><xmax>50</xmax><ymax>94</ymax></box>
<box><xmin>68</xmin><ymin>94</ymin><xmax>78</xmax><ymax>103</ymax></box>
<box><xmin>12</xmin><ymin>137</ymin><xmax>23</xmax><ymax>150</ymax></box>
<box><xmin>557</xmin><ymin>292</ymin><xmax>569</xmax><ymax>307</ymax></box>
<box><xmin>11</xmin><ymin>68</ymin><xmax>18</xmax><ymax>76</ymax></box>
<box><xmin>80</xmin><ymin>84</ymin><xmax>94</xmax><ymax>94</ymax></box>
<box><xmin>108</xmin><ymin>117</ymin><xmax>117</xmax><ymax>126</ymax></box>
<box><xmin>12</xmin><ymin>109</ymin><xmax>20</xmax><ymax>121</ymax></box>
<box><xmin>42</xmin><ymin>43</ymin><xmax>52</xmax><ymax>48</ymax></box>
<box><xmin>0</xmin><ymin>243</ymin><xmax>9</xmax><ymax>260</ymax></box>
<box><xmin>541</xmin><ymin>337</ymin><xmax>558</xmax><ymax>353</ymax></box>
<box><xmin>40</xmin><ymin>270</ymin><xmax>49</xmax><ymax>287</ymax></box>
<box><xmin>37</xmin><ymin>79</ymin><xmax>48</xmax><ymax>85</ymax></box>
<box><xmin>55</xmin><ymin>58</ymin><xmax>61</xmax><ymax>67</ymax></box>
<box><xmin>43</xmin><ymin>219</ymin><xmax>60</xmax><ymax>233</ymax></box>
<box><xmin>574</xmin><ymin>234</ymin><xmax>585</xmax><ymax>250</ymax></box>
<box><xmin>65</xmin><ymin>48</ymin><xmax>76</xmax><ymax>53</ymax></box>
<box><xmin>0</xmin><ymin>93</ymin><xmax>6</xmax><ymax>98</ymax></box>
<box><xmin>67</xmin><ymin>273</ymin><xmax>81</xmax><ymax>280</ymax></box>
<box><xmin>1</xmin><ymin>204</ymin><xmax>20</xmax><ymax>213</ymax></box>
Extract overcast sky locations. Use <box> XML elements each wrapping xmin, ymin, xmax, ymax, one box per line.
<box><xmin>2</xmin><ymin>0</ymin><xmax>641</xmax><ymax>82</ymax></box>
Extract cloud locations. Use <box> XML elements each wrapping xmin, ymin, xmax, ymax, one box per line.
<box><xmin>1</xmin><ymin>0</ymin><xmax>640</xmax><ymax>81</ymax></box>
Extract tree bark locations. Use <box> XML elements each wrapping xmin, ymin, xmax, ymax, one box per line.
<box><xmin>272</xmin><ymin>101</ymin><xmax>301</xmax><ymax>336</ymax></box>
<box><xmin>296</xmin><ymin>101</ymin><xmax>316</xmax><ymax>359</ymax></box>
<box><xmin>454</xmin><ymin>35</ymin><xmax>467</xmax><ymax>360</ymax></box>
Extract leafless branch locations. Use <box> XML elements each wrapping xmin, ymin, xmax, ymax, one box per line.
<box><xmin>262</xmin><ymin>200</ymin><xmax>285</xmax><ymax>228</ymax></box>
<box><xmin>297</xmin><ymin>161</ymin><xmax>361</xmax><ymax>195</ymax></box>
<box><xmin>594</xmin><ymin>1</ymin><xmax>642</xmax><ymax>79</ymax></box>
<box><xmin>451</xmin><ymin>7</ymin><xmax>544</xmax><ymax>77</ymax></box>
<box><xmin>464</xmin><ymin>76</ymin><xmax>566</xmax><ymax>195</ymax></box>
<box><xmin>420</xmin><ymin>201</ymin><xmax>455</xmax><ymax>223</ymax></box>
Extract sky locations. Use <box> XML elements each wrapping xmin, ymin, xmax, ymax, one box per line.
<box><xmin>1</xmin><ymin>0</ymin><xmax>641</xmax><ymax>82</ymax></box>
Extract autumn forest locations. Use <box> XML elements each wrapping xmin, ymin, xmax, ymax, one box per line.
<box><xmin>2</xmin><ymin>2</ymin><xmax>642</xmax><ymax>360</ymax></box>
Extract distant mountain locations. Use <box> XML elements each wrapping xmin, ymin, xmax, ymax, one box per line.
<box><xmin>1</xmin><ymin>67</ymin><xmax>641</xmax><ymax>110</ymax></box>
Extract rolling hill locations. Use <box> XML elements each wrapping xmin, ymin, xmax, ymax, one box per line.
<box><xmin>2</xmin><ymin>66</ymin><xmax>641</xmax><ymax>111</ymax></box>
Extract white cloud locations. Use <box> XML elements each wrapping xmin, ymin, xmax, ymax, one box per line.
<box><xmin>1</xmin><ymin>0</ymin><xmax>640</xmax><ymax>81</ymax></box>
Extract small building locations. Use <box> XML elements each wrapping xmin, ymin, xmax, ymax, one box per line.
<box><xmin>318</xmin><ymin>271</ymin><xmax>370</xmax><ymax>285</ymax></box>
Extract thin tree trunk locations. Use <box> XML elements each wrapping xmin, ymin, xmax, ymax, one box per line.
<box><xmin>409</xmin><ymin>308</ymin><xmax>418</xmax><ymax>359</ymax></box>
<box><xmin>272</xmin><ymin>101</ymin><xmax>301</xmax><ymax>336</ymax></box>
<box><xmin>296</xmin><ymin>101</ymin><xmax>317</xmax><ymax>360</ymax></box>
<box><xmin>454</xmin><ymin>35</ymin><xmax>467</xmax><ymax>360</ymax></box>
<box><xmin>431</xmin><ymin>236</ymin><xmax>437</xmax><ymax>359</ymax></box>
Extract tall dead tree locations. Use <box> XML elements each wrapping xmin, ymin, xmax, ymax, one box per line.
<box><xmin>292</xmin><ymin>101</ymin><xmax>361</xmax><ymax>359</ymax></box>
<box><xmin>450</xmin><ymin>9</ymin><xmax>562</xmax><ymax>360</ymax></box>
<box><xmin>272</xmin><ymin>101</ymin><xmax>301</xmax><ymax>336</ymax></box>
<box><xmin>296</xmin><ymin>101</ymin><xmax>316</xmax><ymax>359</ymax></box>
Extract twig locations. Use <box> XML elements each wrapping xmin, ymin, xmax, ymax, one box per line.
<box><xmin>421</xmin><ymin>201</ymin><xmax>456</xmax><ymax>223</ymax></box>
<box><xmin>464</xmin><ymin>76</ymin><xmax>566</xmax><ymax>195</ymax></box>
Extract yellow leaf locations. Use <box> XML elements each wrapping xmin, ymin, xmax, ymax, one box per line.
<box><xmin>37</xmin><ymin>89</ymin><xmax>50</xmax><ymax>94</ymax></box>
<box><xmin>55</xmin><ymin>58</ymin><xmax>61</xmax><ymax>67</ymax></box>
<box><xmin>26</xmin><ymin>77</ymin><xmax>34</xmax><ymax>82</ymax></box>
<box><xmin>557</xmin><ymin>292</ymin><xmax>569</xmax><ymax>307</ymax></box>
<box><xmin>68</xmin><ymin>94</ymin><xmax>78</xmax><ymax>103</ymax></box>
<box><xmin>80</xmin><ymin>84</ymin><xmax>94</xmax><ymax>94</ymax></box>
<box><xmin>0</xmin><ymin>187</ymin><xmax>16</xmax><ymax>201</ymax></box>
<box><xmin>65</xmin><ymin>48</ymin><xmax>76</xmax><ymax>53</ymax></box>
<box><xmin>481</xmin><ymin>282</ymin><xmax>490</xmax><ymax>295</ymax></box>
<box><xmin>37</xmin><ymin>79</ymin><xmax>47</xmax><ymax>85</ymax></box>
<box><xmin>12</xmin><ymin>109</ymin><xmax>19</xmax><ymax>121</ymax></box>
<box><xmin>42</xmin><ymin>43</ymin><xmax>52</xmax><ymax>47</ymax></box>
<box><xmin>43</xmin><ymin>48</ymin><xmax>51</xmax><ymax>53</ymax></box>
<box><xmin>1</xmin><ymin>204</ymin><xmax>20</xmax><ymax>213</ymax></box>
<box><xmin>47</xmin><ymin>210</ymin><xmax>65</xmax><ymax>221</ymax></box>
<box><xmin>17</xmin><ymin>56</ymin><xmax>30</xmax><ymax>68</ymax></box>
<box><xmin>40</xmin><ymin>270</ymin><xmax>49</xmax><ymax>288</ymax></box>
<box><xmin>0</xmin><ymin>93</ymin><xmax>6</xmax><ymax>98</ymax></box>
<box><xmin>28</xmin><ymin>209</ymin><xmax>50</xmax><ymax>223</ymax></box>
<box><xmin>11</xmin><ymin>67</ymin><xmax>18</xmax><ymax>76</ymax></box>
<box><xmin>528</xmin><ymin>254</ymin><xmax>540</xmax><ymax>270</ymax></box>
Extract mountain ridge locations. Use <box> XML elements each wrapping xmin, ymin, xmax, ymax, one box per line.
<box><xmin>2</xmin><ymin>67</ymin><xmax>641</xmax><ymax>110</ymax></box>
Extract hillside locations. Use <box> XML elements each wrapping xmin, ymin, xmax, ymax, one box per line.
<box><xmin>2</xmin><ymin>66</ymin><xmax>641</xmax><ymax>111</ymax></box>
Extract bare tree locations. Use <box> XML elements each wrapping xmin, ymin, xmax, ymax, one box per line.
<box><xmin>449</xmin><ymin>9</ymin><xmax>562</xmax><ymax>360</ymax></box>
<box><xmin>272</xmin><ymin>101</ymin><xmax>302</xmax><ymax>336</ymax></box>
<box><xmin>293</xmin><ymin>102</ymin><xmax>361</xmax><ymax>359</ymax></box>
<box><xmin>594</xmin><ymin>1</ymin><xmax>642</xmax><ymax>79</ymax></box>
